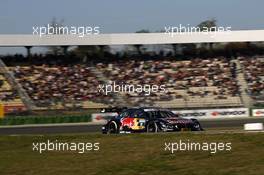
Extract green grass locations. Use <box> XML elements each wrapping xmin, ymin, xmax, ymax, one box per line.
<box><xmin>0</xmin><ymin>115</ymin><xmax>91</xmax><ymax>125</ymax></box>
<box><xmin>0</xmin><ymin>132</ymin><xmax>264</xmax><ymax>175</ymax></box>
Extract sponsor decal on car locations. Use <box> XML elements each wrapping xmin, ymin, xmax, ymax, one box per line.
<box><xmin>120</xmin><ymin>118</ymin><xmax>146</xmax><ymax>130</ymax></box>
<box><xmin>166</xmin><ymin>119</ymin><xmax>190</xmax><ymax>124</ymax></box>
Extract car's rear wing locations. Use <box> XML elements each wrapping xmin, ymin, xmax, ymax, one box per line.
<box><xmin>100</xmin><ymin>107</ymin><xmax>128</xmax><ymax>114</ymax></box>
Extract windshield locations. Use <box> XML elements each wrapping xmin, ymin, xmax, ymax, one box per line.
<box><xmin>146</xmin><ymin>111</ymin><xmax>178</xmax><ymax>119</ymax></box>
<box><xmin>159</xmin><ymin>111</ymin><xmax>179</xmax><ymax>118</ymax></box>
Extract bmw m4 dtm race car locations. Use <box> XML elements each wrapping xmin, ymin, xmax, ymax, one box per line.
<box><xmin>102</xmin><ymin>107</ymin><xmax>203</xmax><ymax>134</ymax></box>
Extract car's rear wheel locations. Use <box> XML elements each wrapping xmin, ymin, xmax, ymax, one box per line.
<box><xmin>108</xmin><ymin>121</ymin><xmax>119</xmax><ymax>134</ymax></box>
<box><xmin>147</xmin><ymin>122</ymin><xmax>158</xmax><ymax>133</ymax></box>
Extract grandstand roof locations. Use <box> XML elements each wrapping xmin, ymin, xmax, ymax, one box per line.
<box><xmin>0</xmin><ymin>30</ymin><xmax>264</xmax><ymax>46</ymax></box>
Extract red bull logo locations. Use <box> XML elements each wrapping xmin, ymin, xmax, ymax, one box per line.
<box><xmin>121</xmin><ymin>118</ymin><xmax>134</xmax><ymax>127</ymax></box>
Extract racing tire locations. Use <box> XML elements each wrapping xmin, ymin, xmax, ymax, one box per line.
<box><xmin>193</xmin><ymin>121</ymin><xmax>203</xmax><ymax>131</ymax></box>
<box><xmin>108</xmin><ymin>121</ymin><xmax>119</xmax><ymax>134</ymax></box>
<box><xmin>146</xmin><ymin>121</ymin><xmax>159</xmax><ymax>133</ymax></box>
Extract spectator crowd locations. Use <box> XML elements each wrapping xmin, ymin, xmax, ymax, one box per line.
<box><xmin>240</xmin><ymin>57</ymin><xmax>264</xmax><ymax>105</ymax></box>
<box><xmin>0</xmin><ymin>56</ymin><xmax>242</xmax><ymax>108</ymax></box>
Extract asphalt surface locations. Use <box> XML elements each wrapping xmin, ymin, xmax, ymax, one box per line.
<box><xmin>0</xmin><ymin>118</ymin><xmax>264</xmax><ymax>135</ymax></box>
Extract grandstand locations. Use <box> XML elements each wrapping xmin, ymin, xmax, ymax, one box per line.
<box><xmin>240</xmin><ymin>56</ymin><xmax>264</xmax><ymax>107</ymax></box>
<box><xmin>1</xmin><ymin>55</ymin><xmax>263</xmax><ymax>111</ymax></box>
<box><xmin>0</xmin><ymin>31</ymin><xmax>264</xmax><ymax>113</ymax></box>
<box><xmin>96</xmin><ymin>58</ymin><xmax>243</xmax><ymax>108</ymax></box>
<box><xmin>0</xmin><ymin>73</ymin><xmax>20</xmax><ymax>104</ymax></box>
<box><xmin>11</xmin><ymin>64</ymin><xmax>108</xmax><ymax>109</ymax></box>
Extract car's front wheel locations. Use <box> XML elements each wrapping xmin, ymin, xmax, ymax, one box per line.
<box><xmin>192</xmin><ymin>121</ymin><xmax>203</xmax><ymax>131</ymax></box>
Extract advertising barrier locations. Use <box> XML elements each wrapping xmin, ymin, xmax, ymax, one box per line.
<box><xmin>91</xmin><ymin>108</ymin><xmax>250</xmax><ymax>123</ymax></box>
<box><xmin>252</xmin><ymin>109</ymin><xmax>264</xmax><ymax>117</ymax></box>
<box><xmin>0</xmin><ymin>104</ymin><xmax>4</xmax><ymax>118</ymax></box>
<box><xmin>4</xmin><ymin>105</ymin><xmax>27</xmax><ymax>114</ymax></box>
<box><xmin>173</xmin><ymin>108</ymin><xmax>249</xmax><ymax>119</ymax></box>
<box><xmin>92</xmin><ymin>113</ymin><xmax>117</xmax><ymax>123</ymax></box>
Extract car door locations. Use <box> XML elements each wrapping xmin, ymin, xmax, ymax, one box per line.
<box><xmin>119</xmin><ymin>110</ymin><xmax>134</xmax><ymax>131</ymax></box>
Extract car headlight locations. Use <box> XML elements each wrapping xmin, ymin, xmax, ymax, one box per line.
<box><xmin>160</xmin><ymin>122</ymin><xmax>167</xmax><ymax>128</ymax></box>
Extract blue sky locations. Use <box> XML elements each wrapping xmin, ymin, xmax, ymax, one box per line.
<box><xmin>1</xmin><ymin>0</ymin><xmax>264</xmax><ymax>34</ymax></box>
<box><xmin>0</xmin><ymin>0</ymin><xmax>264</xmax><ymax>54</ymax></box>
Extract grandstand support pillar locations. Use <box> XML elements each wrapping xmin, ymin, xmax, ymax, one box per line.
<box><xmin>25</xmin><ymin>46</ymin><xmax>32</xmax><ymax>58</ymax></box>
<box><xmin>0</xmin><ymin>58</ymin><xmax>36</xmax><ymax>111</ymax></box>
<box><xmin>62</xmin><ymin>46</ymin><xmax>69</xmax><ymax>55</ymax></box>
<box><xmin>233</xmin><ymin>59</ymin><xmax>253</xmax><ymax>108</ymax></box>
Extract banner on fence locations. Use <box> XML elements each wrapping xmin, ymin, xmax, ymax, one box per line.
<box><xmin>92</xmin><ymin>113</ymin><xmax>117</xmax><ymax>123</ymax></box>
<box><xmin>4</xmin><ymin>105</ymin><xmax>27</xmax><ymax>114</ymax></box>
<box><xmin>0</xmin><ymin>104</ymin><xmax>4</xmax><ymax>118</ymax></box>
<box><xmin>172</xmin><ymin>108</ymin><xmax>249</xmax><ymax>119</ymax></box>
<box><xmin>91</xmin><ymin>108</ymin><xmax>249</xmax><ymax>123</ymax></box>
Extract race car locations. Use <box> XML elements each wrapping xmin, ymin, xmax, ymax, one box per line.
<box><xmin>102</xmin><ymin>107</ymin><xmax>203</xmax><ymax>134</ymax></box>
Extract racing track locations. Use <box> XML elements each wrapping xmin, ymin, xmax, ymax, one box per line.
<box><xmin>0</xmin><ymin>118</ymin><xmax>264</xmax><ymax>135</ymax></box>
